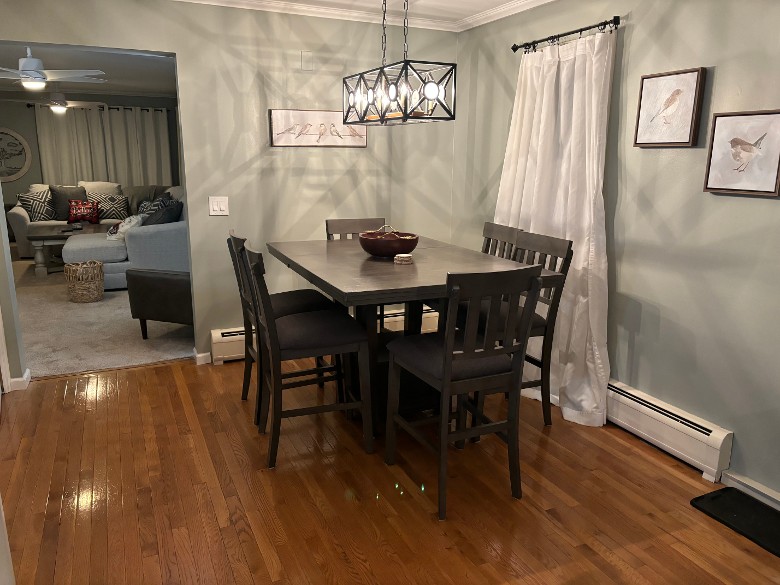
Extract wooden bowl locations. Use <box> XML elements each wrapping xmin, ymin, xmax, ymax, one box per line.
<box><xmin>359</xmin><ymin>228</ymin><xmax>419</xmax><ymax>258</ymax></box>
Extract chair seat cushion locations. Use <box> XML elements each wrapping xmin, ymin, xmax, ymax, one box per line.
<box><xmin>457</xmin><ymin>299</ymin><xmax>547</xmax><ymax>337</ymax></box>
<box><xmin>270</xmin><ymin>289</ymin><xmax>333</xmax><ymax>318</ymax></box>
<box><xmin>387</xmin><ymin>333</ymin><xmax>512</xmax><ymax>382</ymax></box>
<box><xmin>276</xmin><ymin>309</ymin><xmax>367</xmax><ymax>358</ymax></box>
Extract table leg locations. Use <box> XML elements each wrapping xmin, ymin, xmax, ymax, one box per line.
<box><xmin>354</xmin><ymin>304</ymin><xmax>380</xmax><ymax>430</ymax></box>
<box><xmin>32</xmin><ymin>242</ymin><xmax>47</xmax><ymax>277</ymax></box>
<box><xmin>404</xmin><ymin>301</ymin><xmax>424</xmax><ymax>336</ymax></box>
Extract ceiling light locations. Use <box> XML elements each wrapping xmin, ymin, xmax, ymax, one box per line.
<box><xmin>21</xmin><ymin>78</ymin><xmax>46</xmax><ymax>91</ymax></box>
<box><xmin>342</xmin><ymin>0</ymin><xmax>456</xmax><ymax>126</ymax></box>
<box><xmin>50</xmin><ymin>104</ymin><xmax>67</xmax><ymax>114</ymax></box>
<box><xmin>49</xmin><ymin>92</ymin><xmax>68</xmax><ymax>114</ymax></box>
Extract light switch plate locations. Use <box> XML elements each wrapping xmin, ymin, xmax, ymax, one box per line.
<box><xmin>209</xmin><ymin>196</ymin><xmax>229</xmax><ymax>216</ymax></box>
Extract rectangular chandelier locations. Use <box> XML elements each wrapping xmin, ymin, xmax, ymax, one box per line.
<box><xmin>343</xmin><ymin>59</ymin><xmax>456</xmax><ymax>126</ymax></box>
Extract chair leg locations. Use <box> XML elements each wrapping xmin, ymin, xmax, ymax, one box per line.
<box><xmin>540</xmin><ymin>337</ymin><xmax>553</xmax><ymax>426</ymax></box>
<box><xmin>139</xmin><ymin>319</ymin><xmax>148</xmax><ymax>340</ymax></box>
<box><xmin>507</xmin><ymin>388</ymin><xmax>522</xmax><ymax>500</ymax></box>
<box><xmin>384</xmin><ymin>357</ymin><xmax>401</xmax><ymax>465</ymax></box>
<box><xmin>357</xmin><ymin>344</ymin><xmax>374</xmax><ymax>454</ymax></box>
<box><xmin>334</xmin><ymin>354</ymin><xmax>345</xmax><ymax>404</ymax></box>
<box><xmin>241</xmin><ymin>345</ymin><xmax>253</xmax><ymax>401</ymax></box>
<box><xmin>455</xmin><ymin>395</ymin><xmax>467</xmax><ymax>450</ymax></box>
<box><xmin>438</xmin><ymin>390</ymin><xmax>450</xmax><ymax>521</ymax></box>
<box><xmin>316</xmin><ymin>356</ymin><xmax>325</xmax><ymax>389</ymax></box>
<box><xmin>257</xmin><ymin>347</ymin><xmax>271</xmax><ymax>434</ymax></box>
<box><xmin>470</xmin><ymin>391</ymin><xmax>485</xmax><ymax>443</ymax></box>
<box><xmin>267</xmin><ymin>375</ymin><xmax>283</xmax><ymax>468</ymax></box>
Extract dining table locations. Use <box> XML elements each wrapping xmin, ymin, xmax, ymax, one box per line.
<box><xmin>266</xmin><ymin>236</ymin><xmax>564</xmax><ymax>428</ymax></box>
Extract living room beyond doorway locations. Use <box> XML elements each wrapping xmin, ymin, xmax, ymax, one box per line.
<box><xmin>0</xmin><ymin>41</ymin><xmax>194</xmax><ymax>378</ymax></box>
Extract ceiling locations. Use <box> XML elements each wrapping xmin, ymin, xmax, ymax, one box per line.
<box><xmin>0</xmin><ymin>41</ymin><xmax>177</xmax><ymax>98</ymax></box>
<box><xmin>171</xmin><ymin>0</ymin><xmax>558</xmax><ymax>32</ymax></box>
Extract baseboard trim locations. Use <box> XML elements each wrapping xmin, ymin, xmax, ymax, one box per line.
<box><xmin>8</xmin><ymin>369</ymin><xmax>31</xmax><ymax>392</ymax></box>
<box><xmin>194</xmin><ymin>350</ymin><xmax>212</xmax><ymax>365</ymax></box>
<box><xmin>721</xmin><ymin>471</ymin><xmax>780</xmax><ymax>512</ymax></box>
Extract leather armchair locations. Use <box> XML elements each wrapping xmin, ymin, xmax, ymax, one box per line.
<box><xmin>126</xmin><ymin>268</ymin><xmax>193</xmax><ymax>339</ymax></box>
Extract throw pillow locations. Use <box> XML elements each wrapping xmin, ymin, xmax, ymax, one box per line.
<box><xmin>138</xmin><ymin>194</ymin><xmax>174</xmax><ymax>215</ymax></box>
<box><xmin>28</xmin><ymin>183</ymin><xmax>50</xmax><ymax>193</ymax></box>
<box><xmin>77</xmin><ymin>181</ymin><xmax>121</xmax><ymax>195</ymax></box>
<box><xmin>87</xmin><ymin>191</ymin><xmax>129</xmax><ymax>220</ymax></box>
<box><xmin>18</xmin><ymin>190</ymin><xmax>55</xmax><ymax>222</ymax></box>
<box><xmin>68</xmin><ymin>199</ymin><xmax>100</xmax><ymax>224</ymax></box>
<box><xmin>123</xmin><ymin>186</ymin><xmax>157</xmax><ymax>215</ymax></box>
<box><xmin>50</xmin><ymin>185</ymin><xmax>87</xmax><ymax>221</ymax></box>
<box><xmin>142</xmin><ymin>201</ymin><xmax>183</xmax><ymax>226</ymax></box>
<box><xmin>107</xmin><ymin>214</ymin><xmax>147</xmax><ymax>241</ymax></box>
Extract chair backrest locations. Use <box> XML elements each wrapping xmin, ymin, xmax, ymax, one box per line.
<box><xmin>242</xmin><ymin>246</ymin><xmax>281</xmax><ymax>364</ymax></box>
<box><xmin>442</xmin><ymin>266</ymin><xmax>542</xmax><ymax>377</ymax></box>
<box><xmin>227</xmin><ymin>235</ymin><xmax>255</xmax><ymax>323</ymax></box>
<box><xmin>511</xmin><ymin>230</ymin><xmax>573</xmax><ymax>309</ymax></box>
<box><xmin>481</xmin><ymin>221</ymin><xmax>523</xmax><ymax>260</ymax></box>
<box><xmin>326</xmin><ymin>218</ymin><xmax>386</xmax><ymax>240</ymax></box>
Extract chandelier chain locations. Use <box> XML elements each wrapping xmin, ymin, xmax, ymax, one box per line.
<box><xmin>381</xmin><ymin>0</ymin><xmax>387</xmax><ymax>66</ymax></box>
<box><xmin>403</xmin><ymin>0</ymin><xmax>409</xmax><ymax>59</ymax></box>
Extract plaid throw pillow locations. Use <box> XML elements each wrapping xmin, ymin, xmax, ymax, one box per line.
<box><xmin>138</xmin><ymin>194</ymin><xmax>174</xmax><ymax>215</ymax></box>
<box><xmin>87</xmin><ymin>191</ymin><xmax>129</xmax><ymax>220</ymax></box>
<box><xmin>68</xmin><ymin>199</ymin><xmax>100</xmax><ymax>224</ymax></box>
<box><xmin>18</xmin><ymin>190</ymin><xmax>55</xmax><ymax>222</ymax></box>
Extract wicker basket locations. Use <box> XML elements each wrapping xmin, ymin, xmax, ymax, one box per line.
<box><xmin>64</xmin><ymin>260</ymin><xmax>104</xmax><ymax>303</ymax></box>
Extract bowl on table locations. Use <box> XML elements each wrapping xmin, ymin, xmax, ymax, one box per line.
<box><xmin>358</xmin><ymin>225</ymin><xmax>419</xmax><ymax>258</ymax></box>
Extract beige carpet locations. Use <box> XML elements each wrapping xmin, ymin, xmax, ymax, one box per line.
<box><xmin>13</xmin><ymin>259</ymin><xmax>194</xmax><ymax>378</ymax></box>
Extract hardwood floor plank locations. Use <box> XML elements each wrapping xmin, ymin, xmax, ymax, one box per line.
<box><xmin>1</xmin><ymin>360</ymin><xmax>778</xmax><ymax>584</ymax></box>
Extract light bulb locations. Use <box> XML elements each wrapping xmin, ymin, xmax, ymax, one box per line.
<box><xmin>50</xmin><ymin>104</ymin><xmax>67</xmax><ymax>115</ymax></box>
<box><xmin>367</xmin><ymin>88</ymin><xmax>374</xmax><ymax>105</ymax></box>
<box><xmin>22</xmin><ymin>79</ymin><xmax>46</xmax><ymax>91</ymax></box>
<box><xmin>388</xmin><ymin>83</ymin><xmax>397</xmax><ymax>101</ymax></box>
<box><xmin>423</xmin><ymin>81</ymin><xmax>439</xmax><ymax>101</ymax></box>
<box><xmin>348</xmin><ymin>92</ymin><xmax>355</xmax><ymax>107</ymax></box>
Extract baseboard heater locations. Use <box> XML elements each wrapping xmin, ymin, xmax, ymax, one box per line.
<box><xmin>211</xmin><ymin>327</ymin><xmax>248</xmax><ymax>365</ymax></box>
<box><xmin>607</xmin><ymin>379</ymin><xmax>733</xmax><ymax>482</ymax></box>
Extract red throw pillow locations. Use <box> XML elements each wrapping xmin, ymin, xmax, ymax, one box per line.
<box><xmin>68</xmin><ymin>199</ymin><xmax>100</xmax><ymax>224</ymax></box>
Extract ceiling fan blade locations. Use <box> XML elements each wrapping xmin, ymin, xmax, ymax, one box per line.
<box><xmin>0</xmin><ymin>67</ymin><xmax>22</xmax><ymax>78</ymax></box>
<box><xmin>43</xmin><ymin>69</ymin><xmax>105</xmax><ymax>81</ymax></box>
<box><xmin>50</xmin><ymin>77</ymin><xmax>107</xmax><ymax>84</ymax></box>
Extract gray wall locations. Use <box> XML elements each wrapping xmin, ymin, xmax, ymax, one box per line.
<box><xmin>453</xmin><ymin>0</ymin><xmax>780</xmax><ymax>493</ymax></box>
<box><xmin>0</xmin><ymin>101</ymin><xmax>43</xmax><ymax>203</ymax></box>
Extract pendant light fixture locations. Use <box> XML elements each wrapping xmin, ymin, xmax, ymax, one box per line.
<box><xmin>342</xmin><ymin>0</ymin><xmax>456</xmax><ymax>126</ymax></box>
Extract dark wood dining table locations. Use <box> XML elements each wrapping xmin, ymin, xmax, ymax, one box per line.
<box><xmin>267</xmin><ymin>236</ymin><xmax>564</xmax><ymax>426</ymax></box>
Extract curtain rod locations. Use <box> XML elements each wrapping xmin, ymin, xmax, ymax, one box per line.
<box><xmin>511</xmin><ymin>15</ymin><xmax>620</xmax><ymax>53</ymax></box>
<box><xmin>26</xmin><ymin>104</ymin><xmax>171</xmax><ymax>111</ymax></box>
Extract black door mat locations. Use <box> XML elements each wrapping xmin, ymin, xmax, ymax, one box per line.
<box><xmin>691</xmin><ymin>487</ymin><xmax>780</xmax><ymax>558</ymax></box>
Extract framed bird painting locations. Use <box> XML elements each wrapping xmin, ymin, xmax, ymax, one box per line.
<box><xmin>634</xmin><ymin>68</ymin><xmax>707</xmax><ymax>148</ymax></box>
<box><xmin>704</xmin><ymin>110</ymin><xmax>780</xmax><ymax>197</ymax></box>
<box><xmin>269</xmin><ymin>109</ymin><xmax>367</xmax><ymax>148</ymax></box>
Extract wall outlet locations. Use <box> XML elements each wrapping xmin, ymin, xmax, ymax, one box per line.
<box><xmin>209</xmin><ymin>196</ymin><xmax>229</xmax><ymax>216</ymax></box>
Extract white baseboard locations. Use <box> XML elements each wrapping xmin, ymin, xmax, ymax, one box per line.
<box><xmin>721</xmin><ymin>471</ymin><xmax>780</xmax><ymax>512</ymax></box>
<box><xmin>194</xmin><ymin>350</ymin><xmax>212</xmax><ymax>365</ymax></box>
<box><xmin>8</xmin><ymin>369</ymin><xmax>31</xmax><ymax>392</ymax></box>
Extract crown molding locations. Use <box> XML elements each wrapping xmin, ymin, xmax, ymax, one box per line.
<box><xmin>170</xmin><ymin>0</ymin><xmax>559</xmax><ymax>32</ymax></box>
<box><xmin>453</xmin><ymin>0</ymin><xmax>558</xmax><ymax>31</ymax></box>
<box><xmin>171</xmin><ymin>0</ymin><xmax>461</xmax><ymax>31</ymax></box>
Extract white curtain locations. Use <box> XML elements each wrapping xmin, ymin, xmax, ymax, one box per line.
<box><xmin>35</xmin><ymin>105</ymin><xmax>109</xmax><ymax>185</ymax></box>
<box><xmin>104</xmin><ymin>107</ymin><xmax>172</xmax><ymax>186</ymax></box>
<box><xmin>35</xmin><ymin>105</ymin><xmax>172</xmax><ymax>186</ymax></box>
<box><xmin>494</xmin><ymin>32</ymin><xmax>616</xmax><ymax>426</ymax></box>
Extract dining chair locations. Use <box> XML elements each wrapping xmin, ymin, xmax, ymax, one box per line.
<box><xmin>242</xmin><ymin>245</ymin><xmax>374</xmax><ymax>467</ymax></box>
<box><xmin>227</xmin><ymin>235</ymin><xmax>335</xmax><ymax>406</ymax></box>
<box><xmin>481</xmin><ymin>221</ymin><xmax>524</xmax><ymax>259</ymax></box>
<box><xmin>326</xmin><ymin>217</ymin><xmax>391</xmax><ymax>329</ymax></box>
<box><xmin>384</xmin><ymin>266</ymin><xmax>542</xmax><ymax>520</ymax></box>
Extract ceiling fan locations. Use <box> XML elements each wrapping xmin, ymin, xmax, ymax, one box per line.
<box><xmin>37</xmin><ymin>91</ymin><xmax>103</xmax><ymax>114</ymax></box>
<box><xmin>0</xmin><ymin>47</ymin><xmax>106</xmax><ymax>90</ymax></box>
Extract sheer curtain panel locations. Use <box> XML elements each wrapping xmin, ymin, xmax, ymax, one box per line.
<box><xmin>494</xmin><ymin>33</ymin><xmax>616</xmax><ymax>426</ymax></box>
<box><xmin>104</xmin><ymin>107</ymin><xmax>172</xmax><ymax>187</ymax></box>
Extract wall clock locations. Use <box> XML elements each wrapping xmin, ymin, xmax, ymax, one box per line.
<box><xmin>0</xmin><ymin>128</ymin><xmax>32</xmax><ymax>183</ymax></box>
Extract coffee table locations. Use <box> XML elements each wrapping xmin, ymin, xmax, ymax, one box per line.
<box><xmin>26</xmin><ymin>223</ymin><xmax>111</xmax><ymax>277</ymax></box>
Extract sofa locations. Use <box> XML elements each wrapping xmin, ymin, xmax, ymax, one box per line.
<box><xmin>61</xmin><ymin>186</ymin><xmax>189</xmax><ymax>289</ymax></box>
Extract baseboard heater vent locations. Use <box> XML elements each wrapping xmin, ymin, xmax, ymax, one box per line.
<box><xmin>211</xmin><ymin>327</ymin><xmax>249</xmax><ymax>365</ymax></box>
<box><xmin>607</xmin><ymin>379</ymin><xmax>733</xmax><ymax>482</ymax></box>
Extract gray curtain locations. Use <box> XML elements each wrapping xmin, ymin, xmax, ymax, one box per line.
<box><xmin>35</xmin><ymin>105</ymin><xmax>172</xmax><ymax>187</ymax></box>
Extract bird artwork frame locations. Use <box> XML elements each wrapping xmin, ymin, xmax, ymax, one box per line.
<box><xmin>634</xmin><ymin>68</ymin><xmax>707</xmax><ymax>148</ymax></box>
<box><xmin>704</xmin><ymin>110</ymin><xmax>780</xmax><ymax>197</ymax></box>
<box><xmin>268</xmin><ymin>109</ymin><xmax>367</xmax><ymax>148</ymax></box>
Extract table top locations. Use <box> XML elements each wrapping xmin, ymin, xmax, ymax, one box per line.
<box><xmin>27</xmin><ymin>223</ymin><xmax>111</xmax><ymax>240</ymax></box>
<box><xmin>267</xmin><ymin>237</ymin><xmax>563</xmax><ymax>306</ymax></box>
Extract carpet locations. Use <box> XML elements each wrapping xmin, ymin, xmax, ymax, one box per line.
<box><xmin>13</xmin><ymin>260</ymin><xmax>194</xmax><ymax>378</ymax></box>
<box><xmin>691</xmin><ymin>487</ymin><xmax>780</xmax><ymax>558</ymax></box>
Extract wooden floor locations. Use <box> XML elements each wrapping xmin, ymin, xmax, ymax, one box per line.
<box><xmin>0</xmin><ymin>360</ymin><xmax>778</xmax><ymax>585</ymax></box>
